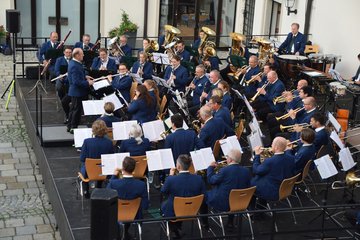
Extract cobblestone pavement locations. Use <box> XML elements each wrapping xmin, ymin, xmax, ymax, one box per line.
<box><xmin>0</xmin><ymin>52</ymin><xmax>61</xmax><ymax>239</ymax></box>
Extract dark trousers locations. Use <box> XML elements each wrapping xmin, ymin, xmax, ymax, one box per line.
<box><xmin>61</xmin><ymin>95</ymin><xmax>71</xmax><ymax>118</ymax></box>
<box><xmin>68</xmin><ymin>95</ymin><xmax>88</xmax><ymax>129</ymax></box>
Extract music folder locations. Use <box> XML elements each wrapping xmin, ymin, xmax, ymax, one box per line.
<box><xmin>82</xmin><ymin>100</ymin><xmax>105</xmax><ymax>115</ymax></box>
<box><xmin>89</xmin><ymin>70</ymin><xmax>115</xmax><ymax>79</ymax></box>
<box><xmin>164</xmin><ymin>114</ymin><xmax>189</xmax><ymax>130</ymax></box>
<box><xmin>146</xmin><ymin>149</ymin><xmax>175</xmax><ymax>171</ymax></box>
<box><xmin>339</xmin><ymin>148</ymin><xmax>357</xmax><ymax>171</ymax></box>
<box><xmin>45</xmin><ymin>48</ymin><xmax>63</xmax><ymax>61</ymax></box>
<box><xmin>112</xmin><ymin>121</ymin><xmax>138</xmax><ymax>140</ymax></box>
<box><xmin>219</xmin><ymin>135</ymin><xmax>243</xmax><ymax>156</ymax></box>
<box><xmin>327</xmin><ymin>112</ymin><xmax>341</xmax><ymax>133</ymax></box>
<box><xmin>102</xmin><ymin>93</ymin><xmax>124</xmax><ymax>110</ymax></box>
<box><xmin>93</xmin><ymin>79</ymin><xmax>110</xmax><ymax>91</ymax></box>
<box><xmin>314</xmin><ymin>154</ymin><xmax>338</xmax><ymax>180</ymax></box>
<box><xmin>129</xmin><ymin>73</ymin><xmax>143</xmax><ymax>84</ymax></box>
<box><xmin>247</xmin><ymin>130</ymin><xmax>263</xmax><ymax>151</ymax></box>
<box><xmin>73</xmin><ymin>128</ymin><xmax>93</xmax><ymax>148</ymax></box>
<box><xmin>142</xmin><ymin>119</ymin><xmax>166</xmax><ymax>142</ymax></box>
<box><xmin>101</xmin><ymin>153</ymin><xmax>130</xmax><ymax>175</ymax></box>
<box><xmin>190</xmin><ymin>148</ymin><xmax>215</xmax><ymax>171</ymax></box>
<box><xmin>330</xmin><ymin>130</ymin><xmax>344</xmax><ymax>149</ymax></box>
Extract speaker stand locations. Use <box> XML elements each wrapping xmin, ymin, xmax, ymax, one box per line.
<box><xmin>1</xmin><ymin>33</ymin><xmax>17</xmax><ymax>104</ymax></box>
<box><xmin>28</xmin><ymin>58</ymin><xmax>48</xmax><ymax>95</ymax></box>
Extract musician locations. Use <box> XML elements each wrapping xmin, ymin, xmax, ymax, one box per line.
<box><xmin>200</xmin><ymin>70</ymin><xmax>222</xmax><ymax>103</ymax></box>
<box><xmin>278</xmin><ymin>23</ymin><xmax>306</xmax><ymax>55</ymax></box>
<box><xmin>164</xmin><ymin>114</ymin><xmax>204</xmax><ymax>162</ymax></box>
<box><xmin>161</xmin><ymin>155</ymin><xmax>206</xmax><ymax>237</ymax></box>
<box><xmin>127</xmin><ymin>85</ymin><xmax>156</xmax><ymax>124</ymax></box>
<box><xmin>91</xmin><ymin>48</ymin><xmax>117</xmax><ymax>72</ymax></box>
<box><xmin>131</xmin><ymin>51</ymin><xmax>153</xmax><ymax>80</ymax></box>
<box><xmin>175</xmin><ymin>40</ymin><xmax>191</xmax><ymax>62</ymax></box>
<box><xmin>309</xmin><ymin>112</ymin><xmax>329</xmax><ymax>153</ymax></box>
<box><xmin>80</xmin><ymin>120</ymin><xmax>114</xmax><ymax>198</ymax></box>
<box><xmin>208</xmin><ymin>95</ymin><xmax>232</xmax><ymax>128</ymax></box>
<box><xmin>241</xmin><ymin>56</ymin><xmax>261</xmax><ymax>96</ymax></box>
<box><xmin>97</xmin><ymin>102</ymin><xmax>121</xmax><ymax>128</ymax></box>
<box><xmin>251</xmin><ymin>63</ymin><xmax>275</xmax><ymax>89</ymax></box>
<box><xmin>187</xmin><ymin>64</ymin><xmax>209</xmax><ymax>115</ymax></box>
<box><xmin>74</xmin><ymin>34</ymin><xmax>94</xmax><ymax>51</ymax></box>
<box><xmin>193</xmin><ymin>29</ymin><xmax>205</xmax><ymax>51</ymax></box>
<box><xmin>67</xmin><ymin>48</ymin><xmax>94</xmax><ymax>132</ymax></box>
<box><xmin>108</xmin><ymin>63</ymin><xmax>132</xmax><ymax>104</ymax></box>
<box><xmin>218</xmin><ymin>81</ymin><xmax>233</xmax><ymax>110</ymax></box>
<box><xmin>107</xmin><ymin>157</ymin><xmax>148</xmax><ymax>238</ymax></box>
<box><xmin>119</xmin><ymin>124</ymin><xmax>151</xmax><ymax>156</ymax></box>
<box><xmin>163</xmin><ymin>55</ymin><xmax>189</xmax><ymax>93</ymax></box>
<box><xmin>38</xmin><ymin>31</ymin><xmax>60</xmax><ymax>75</ymax></box>
<box><xmin>198</xmin><ymin>106</ymin><xmax>235</xmax><ymax>149</ymax></box>
<box><xmin>119</xmin><ymin>35</ymin><xmax>133</xmax><ymax>56</ymax></box>
<box><xmin>140</xmin><ymin>38</ymin><xmax>153</xmax><ymax>56</ymax></box>
<box><xmin>144</xmin><ymin>80</ymin><xmax>160</xmax><ymax>117</ymax></box>
<box><xmin>251</xmin><ymin>137</ymin><xmax>295</xmax><ymax>201</ymax></box>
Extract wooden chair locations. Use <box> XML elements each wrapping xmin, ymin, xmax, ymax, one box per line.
<box><xmin>131</xmin><ymin>155</ymin><xmax>150</xmax><ymax>200</ymax></box>
<box><xmin>130</xmin><ymin>81</ymin><xmax>138</xmax><ymax>100</ymax></box>
<box><xmin>294</xmin><ymin>160</ymin><xmax>317</xmax><ymax>206</ymax></box>
<box><xmin>304</xmin><ymin>45</ymin><xmax>319</xmax><ymax>54</ymax></box>
<box><xmin>166</xmin><ymin>194</ymin><xmax>205</xmax><ymax>239</ymax></box>
<box><xmin>235</xmin><ymin>119</ymin><xmax>245</xmax><ymax>140</ymax></box>
<box><xmin>316</xmin><ymin>145</ymin><xmax>327</xmax><ymax>159</ymax></box>
<box><xmin>118</xmin><ymin>198</ymin><xmax>142</xmax><ymax>240</ymax></box>
<box><xmin>213</xmin><ymin>140</ymin><xmax>221</xmax><ymax>159</ymax></box>
<box><xmin>158</xmin><ymin>96</ymin><xmax>168</xmax><ymax>120</ymax></box>
<box><xmin>106</xmin><ymin>128</ymin><xmax>117</xmax><ymax>146</ymax></box>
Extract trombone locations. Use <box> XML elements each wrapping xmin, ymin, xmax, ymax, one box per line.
<box><xmin>280</xmin><ymin>123</ymin><xmax>311</xmax><ymax>132</ymax></box>
<box><xmin>331</xmin><ymin>171</ymin><xmax>360</xmax><ymax>189</ymax></box>
<box><xmin>249</xmin><ymin>82</ymin><xmax>270</xmax><ymax>103</ymax></box>
<box><xmin>245</xmin><ymin>72</ymin><xmax>263</xmax><ymax>85</ymax></box>
<box><xmin>275</xmin><ymin>107</ymin><xmax>305</xmax><ymax>121</ymax></box>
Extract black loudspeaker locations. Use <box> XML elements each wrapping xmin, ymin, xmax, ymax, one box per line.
<box><xmin>6</xmin><ymin>10</ymin><xmax>20</xmax><ymax>33</ymax></box>
<box><xmin>90</xmin><ymin>188</ymin><xmax>118</xmax><ymax>240</ymax></box>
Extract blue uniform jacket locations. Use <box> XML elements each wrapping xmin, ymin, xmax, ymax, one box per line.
<box><xmin>119</xmin><ymin>137</ymin><xmax>151</xmax><ymax>156</ymax></box>
<box><xmin>314</xmin><ymin>128</ymin><xmax>329</xmax><ymax>153</ymax></box>
<box><xmin>199</xmin><ymin>118</ymin><xmax>235</xmax><ymax>149</ymax></box>
<box><xmin>97</xmin><ymin>115</ymin><xmax>121</xmax><ymax>128</ymax></box>
<box><xmin>131</xmin><ymin>61</ymin><xmax>153</xmax><ymax>80</ymax></box>
<box><xmin>54</xmin><ymin>56</ymin><xmax>69</xmax><ymax>85</ymax></box>
<box><xmin>251</xmin><ymin>153</ymin><xmax>295</xmax><ymax>201</ymax></box>
<box><xmin>74</xmin><ymin>41</ymin><xmax>95</xmax><ymax>50</ymax></box>
<box><xmin>164</xmin><ymin>65</ymin><xmax>189</xmax><ymax>93</ymax></box>
<box><xmin>38</xmin><ymin>41</ymin><xmax>59</xmax><ymax>63</ymax></box>
<box><xmin>279</xmin><ymin>32</ymin><xmax>306</xmax><ymax>55</ymax></box>
<box><xmin>127</xmin><ymin>98</ymin><xmax>156</xmax><ymax>124</ymax></box>
<box><xmin>244</xmin><ymin>66</ymin><xmax>261</xmax><ymax>95</ymax></box>
<box><xmin>111</xmin><ymin>75</ymin><xmax>133</xmax><ymax>103</ymax></box>
<box><xmin>204</xmin><ymin>81</ymin><xmax>220</xmax><ymax>101</ymax></box>
<box><xmin>178</xmin><ymin>50</ymin><xmax>191</xmax><ymax>62</ymax></box>
<box><xmin>68</xmin><ymin>60</ymin><xmax>89</xmax><ymax>97</ymax></box>
<box><xmin>192</xmin><ymin>75</ymin><xmax>209</xmax><ymax>106</ymax></box>
<box><xmin>260</xmin><ymin>79</ymin><xmax>286</xmax><ymax>112</ymax></box>
<box><xmin>80</xmin><ymin>137</ymin><xmax>114</xmax><ymax>163</ymax></box>
<box><xmin>121</xmin><ymin>44</ymin><xmax>132</xmax><ymax>56</ymax></box>
<box><xmin>148</xmin><ymin>91</ymin><xmax>158</xmax><ymax>120</ymax></box>
<box><xmin>287</xmin><ymin>144</ymin><xmax>316</xmax><ymax>174</ymax></box>
<box><xmin>161</xmin><ymin>172</ymin><xmax>206</xmax><ymax>217</ymax></box>
<box><xmin>213</xmin><ymin>107</ymin><xmax>232</xmax><ymax>128</ymax></box>
<box><xmin>91</xmin><ymin>57</ymin><xmax>117</xmax><ymax>72</ymax></box>
<box><xmin>222</xmin><ymin>92</ymin><xmax>233</xmax><ymax>110</ymax></box>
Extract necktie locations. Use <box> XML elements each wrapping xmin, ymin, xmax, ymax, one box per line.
<box><xmin>289</xmin><ymin>35</ymin><xmax>295</xmax><ymax>53</ymax></box>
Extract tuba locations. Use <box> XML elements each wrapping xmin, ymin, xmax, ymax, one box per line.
<box><xmin>198</xmin><ymin>27</ymin><xmax>216</xmax><ymax>61</ymax></box>
<box><xmin>228</xmin><ymin>32</ymin><xmax>246</xmax><ymax>73</ymax></box>
<box><xmin>108</xmin><ymin>36</ymin><xmax>125</xmax><ymax>57</ymax></box>
<box><xmin>144</xmin><ymin>40</ymin><xmax>159</xmax><ymax>59</ymax></box>
<box><xmin>163</xmin><ymin>25</ymin><xmax>181</xmax><ymax>58</ymax></box>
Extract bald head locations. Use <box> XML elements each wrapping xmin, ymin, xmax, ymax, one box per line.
<box><xmin>72</xmin><ymin>48</ymin><xmax>84</xmax><ymax>61</ymax></box>
<box><xmin>272</xmin><ymin>137</ymin><xmax>287</xmax><ymax>153</ymax></box>
<box><xmin>227</xmin><ymin>149</ymin><xmax>242</xmax><ymax>164</ymax></box>
<box><xmin>267</xmin><ymin>70</ymin><xmax>278</xmax><ymax>83</ymax></box>
<box><xmin>199</xmin><ymin>106</ymin><xmax>212</xmax><ymax>121</ymax></box>
<box><xmin>297</xmin><ymin>79</ymin><xmax>308</xmax><ymax>90</ymax></box>
<box><xmin>303</xmin><ymin>96</ymin><xmax>316</xmax><ymax>111</ymax></box>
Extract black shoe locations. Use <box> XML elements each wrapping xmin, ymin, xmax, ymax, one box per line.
<box><xmin>67</xmin><ymin>127</ymin><xmax>71</xmax><ymax>132</ymax></box>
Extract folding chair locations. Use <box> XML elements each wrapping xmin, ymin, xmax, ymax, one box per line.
<box><xmin>158</xmin><ymin>96</ymin><xmax>168</xmax><ymax>120</ymax></box>
<box><xmin>118</xmin><ymin>198</ymin><xmax>142</xmax><ymax>240</ymax></box>
<box><xmin>131</xmin><ymin>155</ymin><xmax>150</xmax><ymax>200</ymax></box>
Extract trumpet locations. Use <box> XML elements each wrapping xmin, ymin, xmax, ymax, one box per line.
<box><xmin>245</xmin><ymin>72</ymin><xmax>263</xmax><ymax>85</ymax></box>
<box><xmin>260</xmin><ymin>147</ymin><xmax>273</xmax><ymax>162</ymax></box>
<box><xmin>273</xmin><ymin>90</ymin><xmax>298</xmax><ymax>105</ymax></box>
<box><xmin>227</xmin><ymin>65</ymin><xmax>249</xmax><ymax>81</ymax></box>
<box><xmin>275</xmin><ymin>107</ymin><xmax>305</xmax><ymax>121</ymax></box>
<box><xmin>214</xmin><ymin>160</ymin><xmax>227</xmax><ymax>173</ymax></box>
<box><xmin>280</xmin><ymin>123</ymin><xmax>311</xmax><ymax>132</ymax></box>
<box><xmin>160</xmin><ymin>128</ymin><xmax>172</xmax><ymax>139</ymax></box>
<box><xmin>249</xmin><ymin>82</ymin><xmax>269</xmax><ymax>103</ymax></box>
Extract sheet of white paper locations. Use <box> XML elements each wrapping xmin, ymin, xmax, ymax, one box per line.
<box><xmin>220</xmin><ymin>135</ymin><xmax>242</xmax><ymax>156</ymax></box>
<box><xmin>152</xmin><ymin>53</ymin><xmax>170</xmax><ymax>65</ymax></box>
<box><xmin>142</xmin><ymin>120</ymin><xmax>165</xmax><ymax>141</ymax></box>
<box><xmin>101</xmin><ymin>153</ymin><xmax>130</xmax><ymax>175</ymax></box>
<box><xmin>103</xmin><ymin>93</ymin><xmax>123</xmax><ymax>110</ymax></box>
<box><xmin>129</xmin><ymin>73</ymin><xmax>143</xmax><ymax>84</ymax></box>
<box><xmin>160</xmin><ymin>149</ymin><xmax>175</xmax><ymax>170</ymax></box>
<box><xmin>74</xmin><ymin>128</ymin><xmax>93</xmax><ymax>148</ymax></box>
<box><xmin>190</xmin><ymin>148</ymin><xmax>215</xmax><ymax>171</ymax></box>
<box><xmin>82</xmin><ymin>100</ymin><xmax>105</xmax><ymax>115</ymax></box>
<box><xmin>93</xmin><ymin>79</ymin><xmax>110</xmax><ymax>90</ymax></box>
<box><xmin>164</xmin><ymin>115</ymin><xmax>189</xmax><ymax>130</ymax></box>
<box><xmin>327</xmin><ymin>112</ymin><xmax>341</xmax><ymax>133</ymax></box>
<box><xmin>112</xmin><ymin>121</ymin><xmax>138</xmax><ymax>140</ymax></box>
<box><xmin>248</xmin><ymin>130</ymin><xmax>263</xmax><ymax>151</ymax></box>
<box><xmin>314</xmin><ymin>154</ymin><xmax>338</xmax><ymax>179</ymax></box>
<box><xmin>303</xmin><ymin>71</ymin><xmax>324</xmax><ymax>77</ymax></box>
<box><xmin>339</xmin><ymin>148</ymin><xmax>357</xmax><ymax>171</ymax></box>
<box><xmin>146</xmin><ymin>149</ymin><xmax>175</xmax><ymax>171</ymax></box>
<box><xmin>330</xmin><ymin>130</ymin><xmax>345</xmax><ymax>149</ymax></box>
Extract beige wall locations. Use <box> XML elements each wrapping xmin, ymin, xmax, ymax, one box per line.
<box><xmin>146</xmin><ymin>0</ymin><xmax>160</xmax><ymax>38</ymax></box>
<box><xmin>0</xmin><ymin>0</ymin><xmax>15</xmax><ymax>30</ymax></box>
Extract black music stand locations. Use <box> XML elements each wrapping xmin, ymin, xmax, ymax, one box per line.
<box><xmin>89</xmin><ymin>70</ymin><xmax>115</xmax><ymax>99</ymax></box>
<box><xmin>83</xmin><ymin>50</ymin><xmax>98</xmax><ymax>70</ymax></box>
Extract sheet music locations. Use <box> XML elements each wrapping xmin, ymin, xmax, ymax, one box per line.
<box><xmin>242</xmin><ymin>95</ymin><xmax>257</xmax><ymax>119</ymax></box>
<box><xmin>93</xmin><ymin>79</ymin><xmax>110</xmax><ymax>90</ymax></box>
<box><xmin>146</xmin><ymin>149</ymin><xmax>175</xmax><ymax>171</ymax></box>
<box><xmin>220</xmin><ymin>135</ymin><xmax>243</xmax><ymax>156</ymax></box>
<box><xmin>327</xmin><ymin>112</ymin><xmax>341</xmax><ymax>133</ymax></box>
<box><xmin>129</xmin><ymin>73</ymin><xmax>143</xmax><ymax>84</ymax></box>
<box><xmin>82</xmin><ymin>100</ymin><xmax>105</xmax><ymax>115</ymax></box>
<box><xmin>190</xmin><ymin>148</ymin><xmax>215</xmax><ymax>171</ymax></box>
<box><xmin>303</xmin><ymin>71</ymin><xmax>324</xmax><ymax>77</ymax></box>
<box><xmin>112</xmin><ymin>121</ymin><xmax>138</xmax><ymax>140</ymax></box>
<box><xmin>74</xmin><ymin>128</ymin><xmax>93</xmax><ymax>148</ymax></box>
<box><xmin>248</xmin><ymin>130</ymin><xmax>263</xmax><ymax>151</ymax></box>
<box><xmin>314</xmin><ymin>154</ymin><xmax>338</xmax><ymax>179</ymax></box>
<box><xmin>339</xmin><ymin>148</ymin><xmax>357</xmax><ymax>171</ymax></box>
<box><xmin>330</xmin><ymin>130</ymin><xmax>345</xmax><ymax>149</ymax></box>
<box><xmin>101</xmin><ymin>153</ymin><xmax>130</xmax><ymax>175</ymax></box>
<box><xmin>152</xmin><ymin>53</ymin><xmax>170</xmax><ymax>65</ymax></box>
<box><xmin>102</xmin><ymin>93</ymin><xmax>124</xmax><ymax>110</ymax></box>
<box><xmin>164</xmin><ymin>115</ymin><xmax>189</xmax><ymax>130</ymax></box>
<box><xmin>152</xmin><ymin>75</ymin><xmax>172</xmax><ymax>90</ymax></box>
<box><xmin>142</xmin><ymin>120</ymin><xmax>166</xmax><ymax>141</ymax></box>
<box><xmin>250</xmin><ymin>118</ymin><xmax>263</xmax><ymax>137</ymax></box>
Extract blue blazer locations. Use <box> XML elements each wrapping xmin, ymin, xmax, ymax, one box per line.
<box><xmin>193</xmin><ymin>39</ymin><xmax>201</xmax><ymax>50</ymax></box>
<box><xmin>97</xmin><ymin>115</ymin><xmax>121</xmax><ymax>128</ymax></box>
<box><xmin>127</xmin><ymin>98</ymin><xmax>155</xmax><ymax>124</ymax></box>
<box><xmin>158</xmin><ymin>35</ymin><xmax>165</xmax><ymax>46</ymax></box>
<box><xmin>107</xmin><ymin>176</ymin><xmax>148</xmax><ymax>219</ymax></box>
<box><xmin>244</xmin><ymin>66</ymin><xmax>261</xmax><ymax>95</ymax></box>
<box><xmin>164</xmin><ymin>129</ymin><xmax>205</xmax><ymax>161</ymax></box>
<box><xmin>121</xmin><ymin>44</ymin><xmax>132</xmax><ymax>56</ymax></box>
<box><xmin>54</xmin><ymin>57</ymin><xmax>69</xmax><ymax>85</ymax></box>
<box><xmin>213</xmin><ymin>107</ymin><xmax>232</xmax><ymax>128</ymax></box>
<box><xmin>164</xmin><ymin>65</ymin><xmax>189</xmax><ymax>92</ymax></box>
<box><xmin>314</xmin><ymin>128</ymin><xmax>329</xmax><ymax>153</ymax></box>
<box><xmin>207</xmin><ymin>56</ymin><xmax>220</xmax><ymax>71</ymax></box>
<box><xmin>161</xmin><ymin>172</ymin><xmax>206</xmax><ymax>217</ymax></box>
<box><xmin>192</xmin><ymin>75</ymin><xmax>209</xmax><ymax>106</ymax></box>
<box><xmin>222</xmin><ymin>92</ymin><xmax>233</xmax><ymax>110</ymax></box>
<box><xmin>131</xmin><ymin>61</ymin><xmax>153</xmax><ymax>80</ymax></box>
<box><xmin>199</xmin><ymin>118</ymin><xmax>235</xmax><ymax>149</ymax></box>
<box><xmin>111</xmin><ymin>75</ymin><xmax>133</xmax><ymax>103</ymax></box>
<box><xmin>119</xmin><ymin>137</ymin><xmax>151</xmax><ymax>156</ymax></box>
<box><xmin>148</xmin><ymin>91</ymin><xmax>158</xmax><ymax>120</ymax></box>
<box><xmin>251</xmin><ymin>153</ymin><xmax>295</xmax><ymax>201</ymax></box>
<box><xmin>260</xmin><ymin>79</ymin><xmax>286</xmax><ymax>112</ymax></box>
<box><xmin>74</xmin><ymin>41</ymin><xmax>94</xmax><ymax>50</ymax></box>
<box><xmin>287</xmin><ymin>144</ymin><xmax>316</xmax><ymax>174</ymax></box>
<box><xmin>38</xmin><ymin>41</ymin><xmax>59</xmax><ymax>63</ymax></box>
<box><xmin>177</xmin><ymin>50</ymin><xmax>191</xmax><ymax>62</ymax></box>
<box><xmin>204</xmin><ymin>81</ymin><xmax>220</xmax><ymax>101</ymax></box>
<box><xmin>279</xmin><ymin>32</ymin><xmax>306</xmax><ymax>55</ymax></box>
<box><xmin>286</xmin><ymin>96</ymin><xmax>303</xmax><ymax>112</ymax></box>
<box><xmin>207</xmin><ymin>164</ymin><xmax>251</xmax><ymax>212</ymax></box>
<box><xmin>91</xmin><ymin>57</ymin><xmax>117</xmax><ymax>72</ymax></box>
<box><xmin>67</xmin><ymin>60</ymin><xmax>89</xmax><ymax>97</ymax></box>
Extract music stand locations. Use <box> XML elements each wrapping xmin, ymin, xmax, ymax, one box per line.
<box><xmin>152</xmin><ymin>53</ymin><xmax>170</xmax><ymax>66</ymax></box>
<box><xmin>28</xmin><ymin>59</ymin><xmax>48</xmax><ymax>95</ymax></box>
<box><xmin>83</xmin><ymin>50</ymin><xmax>98</xmax><ymax>69</ymax></box>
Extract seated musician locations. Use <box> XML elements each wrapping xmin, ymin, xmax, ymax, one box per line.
<box><xmin>91</xmin><ymin>48</ymin><xmax>117</xmax><ymax>72</ymax></box>
<box><xmin>208</xmin><ymin>95</ymin><xmax>232</xmax><ymax>128</ymax></box>
<box><xmin>54</xmin><ymin>46</ymin><xmax>72</xmax><ymax>123</ymax></box>
<box><xmin>202</xmin><ymin>54</ymin><xmax>221</xmax><ymax>72</ymax></box>
<box><xmin>97</xmin><ymin>102</ymin><xmax>121</xmax><ymax>128</ymax></box>
<box><xmin>131</xmin><ymin>51</ymin><xmax>153</xmax><ymax>80</ymax></box>
<box><xmin>38</xmin><ymin>31</ymin><xmax>60</xmax><ymax>76</ymax></box>
<box><xmin>251</xmin><ymin>63</ymin><xmax>275</xmax><ymax>88</ymax></box>
<box><xmin>286</xmin><ymin>128</ymin><xmax>316</xmax><ymax>174</ymax></box>
<box><xmin>80</xmin><ymin>120</ymin><xmax>114</xmax><ymax>198</ymax></box>
<box><xmin>293</xmin><ymin>79</ymin><xmax>308</xmax><ymax>96</ymax></box>
<box><xmin>164</xmin><ymin>114</ymin><xmax>204</xmax><ymax>162</ymax></box>
<box><xmin>277</xmin><ymin>23</ymin><xmax>306</xmax><ymax>56</ymax></box>
<box><xmin>309</xmin><ymin>112</ymin><xmax>329</xmax><ymax>153</ymax></box>
<box><xmin>193</xmin><ymin>29</ymin><xmax>205</xmax><ymax>51</ymax></box>
<box><xmin>198</xmin><ymin>106</ymin><xmax>235</xmax><ymax>149</ymax></box>
<box><xmin>108</xmin><ymin>63</ymin><xmax>132</xmax><ymax>104</ymax></box>
<box><xmin>161</xmin><ymin>155</ymin><xmax>206</xmax><ymax>237</ymax></box>
<box><xmin>175</xmin><ymin>40</ymin><xmax>191</xmax><ymax>62</ymax></box>
<box><xmin>107</xmin><ymin>157</ymin><xmax>148</xmax><ymax>238</ymax></box>
<box><xmin>218</xmin><ymin>81</ymin><xmax>233</xmax><ymax>110</ymax></box>
<box><xmin>127</xmin><ymin>85</ymin><xmax>156</xmax><ymax>124</ymax></box>
<box><xmin>206</xmin><ymin>149</ymin><xmax>251</xmax><ymax>227</ymax></box>
<box><xmin>164</xmin><ymin>55</ymin><xmax>189</xmax><ymax>93</ymax></box>
<box><xmin>251</xmin><ymin>71</ymin><xmax>286</xmax><ymax>121</ymax></box>
<box><xmin>140</xmin><ymin>38</ymin><xmax>154</xmax><ymax>57</ymax></box>
<box><xmin>241</xmin><ymin>56</ymin><xmax>261</xmax><ymax>96</ymax></box>
<box><xmin>119</xmin><ymin>34</ymin><xmax>133</xmax><ymax>57</ymax></box>
<box><xmin>74</xmin><ymin>34</ymin><xmax>94</xmax><ymax>50</ymax></box>
<box><xmin>144</xmin><ymin>80</ymin><xmax>160</xmax><ymax>118</ymax></box>
<box><xmin>200</xmin><ymin>70</ymin><xmax>222</xmax><ymax>103</ymax></box>
<box><xmin>187</xmin><ymin>64</ymin><xmax>209</xmax><ymax>115</ymax></box>
<box><xmin>119</xmin><ymin>124</ymin><xmax>151</xmax><ymax>156</ymax></box>
<box><xmin>251</xmin><ymin>137</ymin><xmax>295</xmax><ymax>202</ymax></box>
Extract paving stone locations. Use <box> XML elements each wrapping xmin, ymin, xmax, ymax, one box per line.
<box><xmin>15</xmin><ymin>163</ymin><xmax>33</xmax><ymax>170</ymax></box>
<box><xmin>36</xmin><ymin>224</ymin><xmax>54</xmax><ymax>233</ymax></box>
<box><xmin>3</xmin><ymin>189</ymin><xmax>24</xmax><ymax>196</ymax></box>
<box><xmin>24</xmin><ymin>216</ymin><xmax>44</xmax><ymax>226</ymax></box>
<box><xmin>0</xmin><ymin>164</ymin><xmax>14</xmax><ymax>171</ymax></box>
<box><xmin>16</xmin><ymin>225</ymin><xmax>37</xmax><ymax>236</ymax></box>
<box><xmin>33</xmin><ymin>233</ymin><xmax>55</xmax><ymax>240</ymax></box>
<box><xmin>1</xmin><ymin>170</ymin><xmax>19</xmax><ymax>177</ymax></box>
<box><xmin>0</xmin><ymin>184</ymin><xmax>6</xmax><ymax>190</ymax></box>
<box><xmin>0</xmin><ymin>228</ymin><xmax>15</xmax><ymax>237</ymax></box>
<box><xmin>6</xmin><ymin>182</ymin><xmax>28</xmax><ymax>190</ymax></box>
<box><xmin>13</xmin><ymin>235</ymin><xmax>33</xmax><ymax>240</ymax></box>
<box><xmin>5</xmin><ymin>218</ymin><xmax>24</xmax><ymax>227</ymax></box>
<box><xmin>17</xmin><ymin>176</ymin><xmax>36</xmax><ymax>182</ymax></box>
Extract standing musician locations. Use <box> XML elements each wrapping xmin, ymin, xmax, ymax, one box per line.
<box><xmin>127</xmin><ymin>85</ymin><xmax>156</xmax><ymax>124</ymax></box>
<box><xmin>187</xmin><ymin>64</ymin><xmax>209</xmax><ymax>116</ymax></box>
<box><xmin>198</xmin><ymin>106</ymin><xmax>235</xmax><ymax>149</ymax></box>
<box><xmin>309</xmin><ymin>113</ymin><xmax>329</xmax><ymax>153</ymax></box>
<box><xmin>200</xmin><ymin>70</ymin><xmax>222</xmax><ymax>103</ymax></box>
<box><xmin>163</xmin><ymin>55</ymin><xmax>189</xmax><ymax>93</ymax></box>
<box><xmin>277</xmin><ymin>23</ymin><xmax>306</xmax><ymax>56</ymax></box>
<box><xmin>251</xmin><ymin>137</ymin><xmax>295</xmax><ymax>202</ymax></box>
<box><xmin>175</xmin><ymin>40</ymin><xmax>191</xmax><ymax>62</ymax></box>
<box><xmin>119</xmin><ymin>34</ymin><xmax>133</xmax><ymax>57</ymax></box>
<box><xmin>74</xmin><ymin>34</ymin><xmax>94</xmax><ymax>50</ymax></box>
<box><xmin>131</xmin><ymin>51</ymin><xmax>153</xmax><ymax>80</ymax></box>
<box><xmin>38</xmin><ymin>31</ymin><xmax>60</xmax><ymax>76</ymax></box>
<box><xmin>67</xmin><ymin>48</ymin><xmax>94</xmax><ymax>132</ymax></box>
<box><xmin>218</xmin><ymin>81</ymin><xmax>233</xmax><ymax>110</ymax></box>
<box><xmin>208</xmin><ymin>95</ymin><xmax>232</xmax><ymax>128</ymax></box>
<box><xmin>240</xmin><ymin>56</ymin><xmax>261</xmax><ymax>96</ymax></box>
<box><xmin>164</xmin><ymin>114</ymin><xmax>204</xmax><ymax>162</ymax></box>
<box><xmin>119</xmin><ymin>124</ymin><xmax>151</xmax><ymax>156</ymax></box>
<box><xmin>97</xmin><ymin>102</ymin><xmax>121</xmax><ymax>128</ymax></box>
<box><xmin>91</xmin><ymin>48</ymin><xmax>117</xmax><ymax>72</ymax></box>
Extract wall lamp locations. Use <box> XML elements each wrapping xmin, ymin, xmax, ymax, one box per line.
<box><xmin>285</xmin><ymin>0</ymin><xmax>297</xmax><ymax>15</ymax></box>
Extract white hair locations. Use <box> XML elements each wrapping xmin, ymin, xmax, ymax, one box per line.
<box><xmin>129</xmin><ymin>124</ymin><xmax>143</xmax><ymax>145</ymax></box>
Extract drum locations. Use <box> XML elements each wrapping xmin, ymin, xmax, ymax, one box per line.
<box><xmin>278</xmin><ymin>54</ymin><xmax>308</xmax><ymax>79</ymax></box>
<box><xmin>308</xmin><ymin>53</ymin><xmax>326</xmax><ymax>72</ymax></box>
<box><xmin>329</xmin><ymin>82</ymin><xmax>346</xmax><ymax>96</ymax></box>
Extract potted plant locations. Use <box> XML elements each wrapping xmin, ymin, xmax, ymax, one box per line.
<box><xmin>108</xmin><ymin>10</ymin><xmax>138</xmax><ymax>47</ymax></box>
<box><xmin>0</xmin><ymin>25</ymin><xmax>6</xmax><ymax>44</ymax></box>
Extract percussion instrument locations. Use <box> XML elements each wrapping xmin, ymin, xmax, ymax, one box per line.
<box><xmin>329</xmin><ymin>81</ymin><xmax>346</xmax><ymax>96</ymax></box>
<box><xmin>278</xmin><ymin>54</ymin><xmax>308</xmax><ymax>79</ymax></box>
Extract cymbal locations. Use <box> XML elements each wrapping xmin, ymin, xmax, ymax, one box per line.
<box><xmin>164</xmin><ymin>25</ymin><xmax>181</xmax><ymax>34</ymax></box>
<box><xmin>229</xmin><ymin>32</ymin><xmax>245</xmax><ymax>41</ymax></box>
<box><xmin>201</xmin><ymin>26</ymin><xmax>216</xmax><ymax>36</ymax></box>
